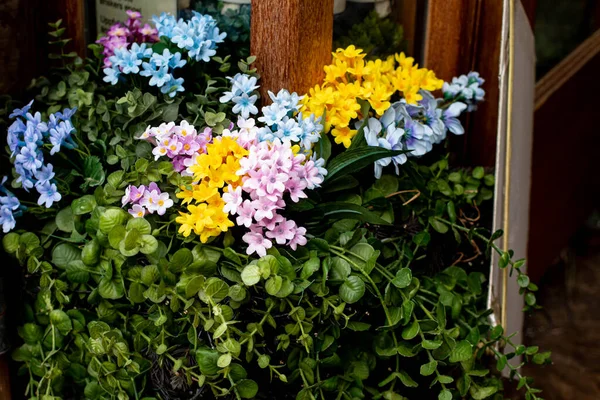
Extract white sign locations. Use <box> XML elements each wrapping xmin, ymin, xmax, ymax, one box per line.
<box><xmin>96</xmin><ymin>0</ymin><xmax>178</xmax><ymax>35</ymax></box>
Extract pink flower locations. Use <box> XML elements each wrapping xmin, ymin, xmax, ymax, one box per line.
<box><xmin>129</xmin><ymin>204</ymin><xmax>146</xmax><ymax>218</ymax></box>
<box><xmin>243</xmin><ymin>231</ymin><xmax>273</xmax><ymax>257</ymax></box>
<box><xmin>258</xmin><ymin>213</ymin><xmax>284</xmax><ymax>230</ymax></box>
<box><xmin>303</xmin><ymin>160</ymin><xmax>326</xmax><ymax>190</ymax></box>
<box><xmin>285</xmin><ymin>178</ymin><xmax>307</xmax><ymax>202</ymax></box>
<box><xmin>260</xmin><ymin>166</ymin><xmax>288</xmax><ymax>195</ymax></box>
<box><xmin>252</xmin><ymin>197</ymin><xmax>277</xmax><ymax>221</ymax></box>
<box><xmin>122</xmin><ymin>185</ymin><xmax>146</xmax><ymax>206</ymax></box>
<box><xmin>223</xmin><ymin>185</ymin><xmax>243</xmax><ymax>215</ymax></box>
<box><xmin>179</xmin><ymin>134</ymin><xmax>201</xmax><ymax>156</ymax></box>
<box><xmin>236</xmin><ymin>200</ymin><xmax>255</xmax><ymax>227</ymax></box>
<box><xmin>266</xmin><ymin>218</ymin><xmax>297</xmax><ymax>245</ymax></box>
<box><xmin>288</xmin><ymin>225</ymin><xmax>307</xmax><ymax>250</ymax></box>
<box><xmin>148</xmin><ymin>182</ymin><xmax>160</xmax><ymax>192</ymax></box>
<box><xmin>171</xmin><ymin>156</ymin><xmax>187</xmax><ymax>173</ymax></box>
<box><xmin>155</xmin><ymin>192</ymin><xmax>173</xmax><ymax>215</ymax></box>
<box><xmin>107</xmin><ymin>24</ymin><xmax>129</xmax><ymax>37</ymax></box>
<box><xmin>141</xmin><ymin>189</ymin><xmax>160</xmax><ymax>212</ymax></box>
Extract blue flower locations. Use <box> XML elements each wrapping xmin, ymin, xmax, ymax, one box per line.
<box><xmin>130</xmin><ymin>42</ymin><xmax>153</xmax><ymax>59</ymax></box>
<box><xmin>7</xmin><ymin>119</ymin><xmax>26</xmax><ymax>155</ymax></box>
<box><xmin>24</xmin><ymin>121</ymin><xmax>43</xmax><ymax>146</ymax></box>
<box><xmin>147</xmin><ymin>65</ymin><xmax>172</xmax><ymax>87</ymax></box>
<box><xmin>0</xmin><ymin>195</ymin><xmax>20</xmax><ymax>211</ymax></box>
<box><xmin>55</xmin><ymin>107</ymin><xmax>77</xmax><ymax>120</ymax></box>
<box><xmin>36</xmin><ymin>181</ymin><xmax>61</xmax><ymax>208</ymax></box>
<box><xmin>0</xmin><ymin>206</ymin><xmax>16</xmax><ymax>233</ymax></box>
<box><xmin>258</xmin><ymin>103</ymin><xmax>287</xmax><ymax>126</ymax></box>
<box><xmin>9</xmin><ymin>100</ymin><xmax>33</xmax><ymax>119</ymax></box>
<box><xmin>103</xmin><ymin>67</ymin><xmax>121</xmax><ymax>85</ymax></box>
<box><xmin>403</xmin><ymin>116</ymin><xmax>430</xmax><ymax>156</ymax></box>
<box><xmin>268</xmin><ymin>89</ymin><xmax>303</xmax><ymax>113</ymax></box>
<box><xmin>442</xmin><ymin>72</ymin><xmax>485</xmax><ymax>111</ymax></box>
<box><xmin>274</xmin><ymin>118</ymin><xmax>303</xmax><ymax>142</ymax></box>
<box><xmin>16</xmin><ymin>143</ymin><xmax>42</xmax><ymax>172</ymax></box>
<box><xmin>49</xmin><ymin>120</ymin><xmax>75</xmax><ymax>155</ymax></box>
<box><xmin>442</xmin><ymin>102</ymin><xmax>467</xmax><ymax>135</ymax></box>
<box><xmin>298</xmin><ymin>113</ymin><xmax>323</xmax><ymax>149</ymax></box>
<box><xmin>168</xmin><ymin>51</ymin><xmax>186</xmax><ymax>69</ymax></box>
<box><xmin>26</xmin><ymin>111</ymin><xmax>48</xmax><ymax>133</ymax></box>
<box><xmin>232</xmin><ymin>93</ymin><xmax>258</xmax><ymax>119</ymax></box>
<box><xmin>151</xmin><ymin>49</ymin><xmax>174</xmax><ymax>67</ymax></box>
<box><xmin>152</xmin><ymin>13</ymin><xmax>178</xmax><ymax>38</ymax></box>
<box><xmin>160</xmin><ymin>77</ymin><xmax>185</xmax><ymax>98</ymax></box>
<box><xmin>257</xmin><ymin>127</ymin><xmax>276</xmax><ymax>142</ymax></box>
<box><xmin>364</xmin><ymin>118</ymin><xmax>393</xmax><ymax>179</ymax></box>
<box><xmin>171</xmin><ymin>23</ymin><xmax>196</xmax><ymax>48</ymax></box>
<box><xmin>34</xmin><ymin>163</ymin><xmax>56</xmax><ymax>186</ymax></box>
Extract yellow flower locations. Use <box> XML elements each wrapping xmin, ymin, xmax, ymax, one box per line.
<box><xmin>332</xmin><ymin>127</ymin><xmax>357</xmax><ymax>148</ymax></box>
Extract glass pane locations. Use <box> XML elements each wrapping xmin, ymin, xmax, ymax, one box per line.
<box><xmin>535</xmin><ymin>0</ymin><xmax>600</xmax><ymax>79</ymax></box>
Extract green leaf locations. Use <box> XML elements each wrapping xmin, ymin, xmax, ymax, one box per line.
<box><xmin>236</xmin><ymin>379</ymin><xmax>259</xmax><ymax>399</ymax></box>
<box><xmin>126</xmin><ymin>218</ymin><xmax>152</xmax><ymax>235</ymax></box>
<box><xmin>241</xmin><ymin>265</ymin><xmax>261</xmax><ymax>286</ymax></box>
<box><xmin>71</xmin><ymin>195</ymin><xmax>97</xmax><ymax>215</ymax></box>
<box><xmin>315</xmin><ymin>132</ymin><xmax>332</xmax><ymax>162</ymax></box>
<box><xmin>324</xmin><ymin>146</ymin><xmax>406</xmax><ymax>182</ymax></box>
<box><xmin>470</xmin><ymin>385</ymin><xmax>498</xmax><ymax>399</ymax></box>
<box><xmin>98</xmin><ymin>276</ymin><xmax>125</xmax><ymax>300</ymax></box>
<box><xmin>99</xmin><ymin>208</ymin><xmax>128</xmax><ymax>234</ymax></box>
<box><xmin>185</xmin><ymin>276</ymin><xmax>206</xmax><ymax>298</ymax></box>
<box><xmin>429</xmin><ymin>217</ymin><xmax>449</xmax><ymax>234</ymax></box>
<box><xmin>21</xmin><ymin>323</ymin><xmax>43</xmax><ymax>345</ymax></box>
<box><xmin>315</xmin><ymin>202</ymin><xmax>392</xmax><ymax>225</ymax></box>
<box><xmin>422</xmin><ymin>339</ymin><xmax>443</xmax><ymax>350</ymax></box>
<box><xmin>438</xmin><ymin>389</ymin><xmax>452</xmax><ymax>400</ymax></box>
<box><xmin>330</xmin><ymin>257</ymin><xmax>351</xmax><ymax>280</ymax></box>
<box><xmin>525</xmin><ymin>292</ymin><xmax>536</xmax><ymax>306</ymax></box>
<box><xmin>2</xmin><ymin>233</ymin><xmax>20</xmax><ymax>253</ymax></box>
<box><xmin>412</xmin><ymin>231</ymin><xmax>430</xmax><ymax>246</ymax></box>
<box><xmin>199</xmin><ymin>278</ymin><xmax>229</xmax><ymax>304</ymax></box>
<box><xmin>265</xmin><ymin>276</ymin><xmax>283</xmax><ymax>296</ymax></box>
<box><xmin>56</xmin><ymin>207</ymin><xmax>75</xmax><ymax>232</ymax></box>
<box><xmin>196</xmin><ymin>348</ymin><xmax>219</xmax><ymax>375</ymax></box>
<box><xmin>339</xmin><ymin>275</ymin><xmax>365</xmax><ymax>304</ymax></box>
<box><xmin>50</xmin><ymin>310</ymin><xmax>72</xmax><ymax>335</ymax></box>
<box><xmin>52</xmin><ymin>243</ymin><xmax>81</xmax><ymax>269</ymax></box>
<box><xmin>392</xmin><ymin>268</ymin><xmax>412</xmax><ymax>289</ymax></box>
<box><xmin>217</xmin><ymin>353</ymin><xmax>232</xmax><ymax>368</ymax></box>
<box><xmin>401</xmin><ymin>321</ymin><xmax>420</xmax><ymax>340</ymax></box>
<box><xmin>449</xmin><ymin>340</ymin><xmax>473</xmax><ymax>363</ymax></box>
<box><xmin>420</xmin><ymin>360</ymin><xmax>437</xmax><ymax>376</ymax></box>
<box><xmin>66</xmin><ymin>260</ymin><xmax>90</xmax><ymax>283</ymax></box>
<box><xmin>300</xmin><ymin>257</ymin><xmax>320</xmax><ymax>279</ymax></box>
<box><xmin>171</xmin><ymin>248</ymin><xmax>193</xmax><ymax>270</ymax></box>
<box><xmin>517</xmin><ymin>274</ymin><xmax>530</xmax><ymax>288</ymax></box>
<box><xmin>82</xmin><ymin>156</ymin><xmax>106</xmax><ymax>189</ymax></box>
<box><xmin>139</xmin><ymin>235</ymin><xmax>158</xmax><ymax>255</ymax></box>
<box><xmin>472</xmin><ymin>166</ymin><xmax>485</xmax><ymax>179</ymax></box>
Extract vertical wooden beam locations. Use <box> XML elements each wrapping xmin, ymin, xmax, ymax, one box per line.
<box><xmin>423</xmin><ymin>0</ymin><xmax>502</xmax><ymax>168</ymax></box>
<box><xmin>251</xmin><ymin>0</ymin><xmax>334</xmax><ymax>103</ymax></box>
<box><xmin>50</xmin><ymin>0</ymin><xmax>87</xmax><ymax>57</ymax></box>
<box><xmin>394</xmin><ymin>0</ymin><xmax>418</xmax><ymax>56</ymax></box>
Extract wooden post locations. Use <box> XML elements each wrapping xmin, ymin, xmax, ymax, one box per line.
<box><xmin>251</xmin><ymin>0</ymin><xmax>334</xmax><ymax>103</ymax></box>
<box><xmin>423</xmin><ymin>0</ymin><xmax>503</xmax><ymax>168</ymax></box>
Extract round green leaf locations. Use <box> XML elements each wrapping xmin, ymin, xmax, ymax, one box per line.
<box><xmin>139</xmin><ymin>235</ymin><xmax>158</xmax><ymax>255</ymax></box>
<box><xmin>72</xmin><ymin>195</ymin><xmax>97</xmax><ymax>215</ymax></box>
<box><xmin>265</xmin><ymin>276</ymin><xmax>283</xmax><ymax>296</ymax></box>
<box><xmin>236</xmin><ymin>379</ymin><xmax>259</xmax><ymax>399</ymax></box>
<box><xmin>228</xmin><ymin>285</ymin><xmax>247</xmax><ymax>302</ymax></box>
<box><xmin>449</xmin><ymin>340</ymin><xmax>473</xmax><ymax>363</ymax></box>
<box><xmin>241</xmin><ymin>265</ymin><xmax>261</xmax><ymax>286</ymax></box>
<box><xmin>170</xmin><ymin>248</ymin><xmax>193</xmax><ymax>270</ymax></box>
<box><xmin>50</xmin><ymin>310</ymin><xmax>72</xmax><ymax>335</ymax></box>
<box><xmin>52</xmin><ymin>243</ymin><xmax>81</xmax><ymax>269</ymax></box>
<box><xmin>217</xmin><ymin>353</ymin><xmax>232</xmax><ymax>368</ymax></box>
<box><xmin>99</xmin><ymin>208</ymin><xmax>127</xmax><ymax>234</ymax></box>
<box><xmin>98</xmin><ymin>276</ymin><xmax>125</xmax><ymax>300</ymax></box>
<box><xmin>81</xmin><ymin>239</ymin><xmax>100</xmax><ymax>266</ymax></box>
<box><xmin>126</xmin><ymin>218</ymin><xmax>152</xmax><ymax>235</ymax></box>
<box><xmin>56</xmin><ymin>207</ymin><xmax>75</xmax><ymax>232</ymax></box>
<box><xmin>439</xmin><ymin>389</ymin><xmax>452</xmax><ymax>400</ymax></box>
<box><xmin>401</xmin><ymin>321</ymin><xmax>420</xmax><ymax>340</ymax></box>
<box><xmin>330</xmin><ymin>257</ymin><xmax>351</xmax><ymax>281</ymax></box>
<box><xmin>66</xmin><ymin>260</ymin><xmax>90</xmax><ymax>284</ymax></box>
<box><xmin>199</xmin><ymin>278</ymin><xmax>229</xmax><ymax>304</ymax></box>
<box><xmin>2</xmin><ymin>233</ymin><xmax>20</xmax><ymax>254</ymax></box>
<box><xmin>339</xmin><ymin>275</ymin><xmax>365</xmax><ymax>304</ymax></box>
<box><xmin>21</xmin><ymin>323</ymin><xmax>43</xmax><ymax>345</ymax></box>
<box><xmin>392</xmin><ymin>268</ymin><xmax>412</xmax><ymax>289</ymax></box>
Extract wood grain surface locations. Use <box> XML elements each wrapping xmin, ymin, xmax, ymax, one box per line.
<box><xmin>251</xmin><ymin>0</ymin><xmax>334</xmax><ymax>104</ymax></box>
<box><xmin>424</xmin><ymin>0</ymin><xmax>503</xmax><ymax>168</ymax></box>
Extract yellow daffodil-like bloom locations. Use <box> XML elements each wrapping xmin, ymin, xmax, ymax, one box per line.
<box><xmin>176</xmin><ymin>137</ymin><xmax>246</xmax><ymax>241</ymax></box>
<box><xmin>301</xmin><ymin>46</ymin><xmax>444</xmax><ymax>148</ymax></box>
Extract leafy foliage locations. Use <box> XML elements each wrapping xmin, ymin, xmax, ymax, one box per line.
<box><xmin>1</xmin><ymin>19</ymin><xmax>549</xmax><ymax>400</ymax></box>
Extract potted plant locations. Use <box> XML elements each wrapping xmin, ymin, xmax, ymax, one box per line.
<box><xmin>1</xmin><ymin>9</ymin><xmax>549</xmax><ymax>400</ymax></box>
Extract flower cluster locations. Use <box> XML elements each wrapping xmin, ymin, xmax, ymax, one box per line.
<box><xmin>220</xmin><ymin>76</ymin><xmax>322</xmax><ymax>151</ymax></box>
<box><xmin>224</xmin><ymin>138</ymin><xmax>327</xmax><ymax>256</ymax></box>
<box><xmin>152</xmin><ymin>11</ymin><xmax>226</xmax><ymax>62</ymax></box>
<box><xmin>0</xmin><ymin>177</ymin><xmax>23</xmax><ymax>233</ymax></box>
<box><xmin>139</xmin><ymin>120</ymin><xmax>211</xmax><ymax>173</ymax></box>
<box><xmin>122</xmin><ymin>182</ymin><xmax>173</xmax><ymax>218</ymax></box>
<box><xmin>7</xmin><ymin>101</ymin><xmax>76</xmax><ymax>210</ymax></box>
<box><xmin>96</xmin><ymin>10</ymin><xmax>158</xmax><ymax>68</ymax></box>
<box><xmin>363</xmin><ymin>83</ymin><xmax>483</xmax><ymax>178</ymax></box>
<box><xmin>301</xmin><ymin>46</ymin><xmax>444</xmax><ymax>148</ymax></box>
<box><xmin>103</xmin><ymin>43</ymin><xmax>186</xmax><ymax>97</ymax></box>
<box><xmin>176</xmin><ymin>137</ymin><xmax>247</xmax><ymax>242</ymax></box>
<box><xmin>442</xmin><ymin>72</ymin><xmax>486</xmax><ymax>111</ymax></box>
<box><xmin>220</xmin><ymin>73</ymin><xmax>259</xmax><ymax>119</ymax></box>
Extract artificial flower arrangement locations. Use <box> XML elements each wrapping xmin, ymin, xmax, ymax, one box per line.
<box><xmin>1</xmin><ymin>11</ymin><xmax>549</xmax><ymax>400</ymax></box>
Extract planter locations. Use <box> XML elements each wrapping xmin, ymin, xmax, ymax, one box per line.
<box><xmin>334</xmin><ymin>0</ymin><xmax>347</xmax><ymax>14</ymax></box>
<box><xmin>347</xmin><ymin>0</ymin><xmax>391</xmax><ymax>18</ymax></box>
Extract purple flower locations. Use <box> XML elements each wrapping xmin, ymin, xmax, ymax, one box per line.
<box><xmin>34</xmin><ymin>164</ymin><xmax>56</xmax><ymax>186</ymax></box>
<box><xmin>0</xmin><ymin>195</ymin><xmax>20</xmax><ymax>211</ymax></box>
<box><xmin>442</xmin><ymin>102</ymin><xmax>467</xmax><ymax>135</ymax></box>
<box><xmin>9</xmin><ymin>100</ymin><xmax>33</xmax><ymax>119</ymax></box>
<box><xmin>36</xmin><ymin>181</ymin><xmax>61</xmax><ymax>208</ymax></box>
<box><xmin>0</xmin><ymin>206</ymin><xmax>16</xmax><ymax>233</ymax></box>
<box><xmin>16</xmin><ymin>143</ymin><xmax>42</xmax><ymax>172</ymax></box>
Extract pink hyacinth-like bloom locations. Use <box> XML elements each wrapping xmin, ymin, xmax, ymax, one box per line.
<box><xmin>243</xmin><ymin>231</ymin><xmax>273</xmax><ymax>257</ymax></box>
<box><xmin>122</xmin><ymin>184</ymin><xmax>146</xmax><ymax>206</ymax></box>
<box><xmin>265</xmin><ymin>218</ymin><xmax>297</xmax><ymax>245</ymax></box>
